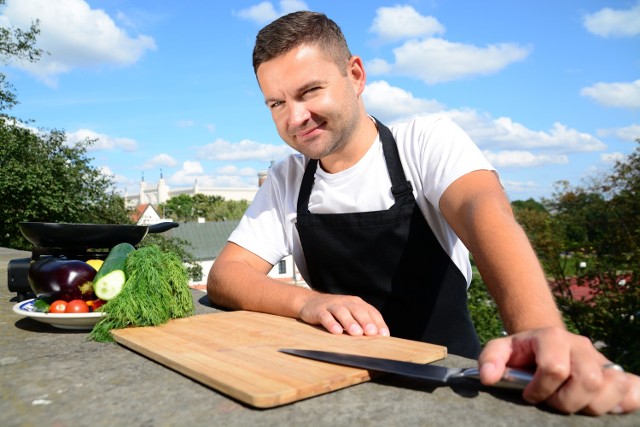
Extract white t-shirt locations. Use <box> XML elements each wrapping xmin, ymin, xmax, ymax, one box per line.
<box><xmin>229</xmin><ymin>114</ymin><xmax>496</xmax><ymax>286</ymax></box>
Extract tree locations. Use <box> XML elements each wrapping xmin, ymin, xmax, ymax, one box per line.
<box><xmin>467</xmin><ymin>267</ymin><xmax>504</xmax><ymax>345</ymax></box>
<box><xmin>159</xmin><ymin>194</ymin><xmax>249</xmax><ymax>222</ymax></box>
<box><xmin>0</xmin><ymin>120</ymin><xmax>131</xmax><ymax>249</ymax></box>
<box><xmin>0</xmin><ymin>0</ymin><xmax>44</xmax><ymax>114</ymax></box>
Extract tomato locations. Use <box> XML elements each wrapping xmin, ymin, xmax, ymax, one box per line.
<box><xmin>65</xmin><ymin>299</ymin><xmax>89</xmax><ymax>313</ymax></box>
<box><xmin>49</xmin><ymin>300</ymin><xmax>68</xmax><ymax>313</ymax></box>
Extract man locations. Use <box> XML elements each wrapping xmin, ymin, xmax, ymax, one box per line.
<box><xmin>208</xmin><ymin>11</ymin><xmax>639</xmax><ymax>415</ymax></box>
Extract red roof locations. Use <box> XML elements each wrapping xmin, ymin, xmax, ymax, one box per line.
<box><xmin>130</xmin><ymin>204</ymin><xmax>151</xmax><ymax>223</ymax></box>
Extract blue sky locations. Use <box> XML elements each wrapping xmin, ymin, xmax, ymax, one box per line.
<box><xmin>2</xmin><ymin>0</ymin><xmax>639</xmax><ymax>201</ymax></box>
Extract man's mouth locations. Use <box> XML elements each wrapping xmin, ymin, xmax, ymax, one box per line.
<box><xmin>294</xmin><ymin>121</ymin><xmax>325</xmax><ymax>140</ymax></box>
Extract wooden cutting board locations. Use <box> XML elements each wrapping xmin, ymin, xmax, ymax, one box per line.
<box><xmin>111</xmin><ymin>310</ymin><xmax>446</xmax><ymax>408</ymax></box>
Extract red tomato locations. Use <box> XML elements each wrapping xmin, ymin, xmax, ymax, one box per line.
<box><xmin>49</xmin><ymin>300</ymin><xmax>68</xmax><ymax>313</ymax></box>
<box><xmin>65</xmin><ymin>299</ymin><xmax>89</xmax><ymax>313</ymax></box>
<box><xmin>92</xmin><ymin>299</ymin><xmax>106</xmax><ymax>311</ymax></box>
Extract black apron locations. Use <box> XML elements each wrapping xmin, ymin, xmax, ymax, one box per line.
<box><xmin>295</xmin><ymin>118</ymin><xmax>481</xmax><ymax>358</ymax></box>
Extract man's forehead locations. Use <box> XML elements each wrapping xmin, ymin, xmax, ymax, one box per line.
<box><xmin>257</xmin><ymin>45</ymin><xmax>337</xmax><ymax>89</ymax></box>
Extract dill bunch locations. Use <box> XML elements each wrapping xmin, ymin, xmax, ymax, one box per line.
<box><xmin>90</xmin><ymin>245</ymin><xmax>195</xmax><ymax>342</ymax></box>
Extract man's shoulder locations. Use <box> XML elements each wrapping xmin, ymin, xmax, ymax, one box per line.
<box><xmin>267</xmin><ymin>153</ymin><xmax>306</xmax><ymax>182</ymax></box>
<box><xmin>388</xmin><ymin>113</ymin><xmax>453</xmax><ymax>132</ymax></box>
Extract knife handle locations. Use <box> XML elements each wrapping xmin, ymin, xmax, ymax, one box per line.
<box><xmin>460</xmin><ymin>367</ymin><xmax>533</xmax><ymax>390</ymax></box>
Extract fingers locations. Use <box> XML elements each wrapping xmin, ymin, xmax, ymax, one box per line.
<box><xmin>479</xmin><ymin>327</ymin><xmax>640</xmax><ymax>416</ymax></box>
<box><xmin>299</xmin><ymin>293</ymin><xmax>390</xmax><ymax>337</ymax></box>
<box><xmin>478</xmin><ymin>338</ymin><xmax>517</xmax><ymax>385</ymax></box>
<box><xmin>618</xmin><ymin>373</ymin><xmax>640</xmax><ymax>414</ymax></box>
<box><xmin>581</xmin><ymin>368</ymin><xmax>630</xmax><ymax>415</ymax></box>
<box><xmin>522</xmin><ymin>328</ymin><xmax>581</xmax><ymax>406</ymax></box>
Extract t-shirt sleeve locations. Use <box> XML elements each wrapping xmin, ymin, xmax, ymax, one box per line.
<box><xmin>228</xmin><ymin>168</ymin><xmax>292</xmax><ymax>266</ymax></box>
<box><xmin>415</xmin><ymin>116</ymin><xmax>497</xmax><ymax>208</ymax></box>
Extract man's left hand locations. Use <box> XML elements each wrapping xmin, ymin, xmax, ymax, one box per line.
<box><xmin>478</xmin><ymin>327</ymin><xmax>640</xmax><ymax>415</ymax></box>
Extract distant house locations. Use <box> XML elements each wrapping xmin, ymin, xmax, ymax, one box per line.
<box><xmin>130</xmin><ymin>204</ymin><xmax>163</xmax><ymax>225</ymax></box>
<box><xmin>164</xmin><ymin>220</ymin><xmax>304</xmax><ymax>289</ymax></box>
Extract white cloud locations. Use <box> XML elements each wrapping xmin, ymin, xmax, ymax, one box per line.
<box><xmin>501</xmin><ymin>179</ymin><xmax>540</xmax><ymax>195</ymax></box>
<box><xmin>66</xmin><ymin>129</ymin><xmax>138</xmax><ymax>152</ymax></box>
<box><xmin>369</xmin><ymin>5</ymin><xmax>445</xmax><ymax>42</ymax></box>
<box><xmin>99</xmin><ymin>165</ymin><xmax>129</xmax><ymax>187</ymax></box>
<box><xmin>279</xmin><ymin>0</ymin><xmax>308</xmax><ymax>15</ymax></box>
<box><xmin>367</xmin><ymin>38</ymin><xmax>530</xmax><ymax>84</ymax></box>
<box><xmin>363</xmin><ymin>81</ymin><xmax>606</xmax><ymax>168</ymax></box>
<box><xmin>583</xmin><ymin>3</ymin><xmax>640</xmax><ymax>38</ymax></box>
<box><xmin>177</xmin><ymin>120</ymin><xmax>196</xmax><ymax>128</ymax></box>
<box><xmin>483</xmin><ymin>150</ymin><xmax>569</xmax><ymax>168</ymax></box>
<box><xmin>236</xmin><ymin>0</ymin><xmax>308</xmax><ymax>25</ymax></box>
<box><xmin>597</xmin><ymin>124</ymin><xmax>640</xmax><ymax>142</ymax></box>
<box><xmin>600</xmin><ymin>152</ymin><xmax>627</xmax><ymax>165</ymax></box>
<box><xmin>169</xmin><ymin>161</ymin><xmax>254</xmax><ymax>188</ymax></box>
<box><xmin>363</xmin><ymin>80</ymin><xmax>443</xmax><ymax>122</ymax></box>
<box><xmin>198</xmin><ymin>138</ymin><xmax>293</xmax><ymax>162</ymax></box>
<box><xmin>142</xmin><ymin>154</ymin><xmax>178</xmax><ymax>169</ymax></box>
<box><xmin>217</xmin><ymin>165</ymin><xmax>258</xmax><ymax>177</ymax></box>
<box><xmin>581</xmin><ymin>79</ymin><xmax>640</xmax><ymax>109</ymax></box>
<box><xmin>2</xmin><ymin>0</ymin><xmax>156</xmax><ymax>85</ymax></box>
<box><xmin>481</xmin><ymin>117</ymin><xmax>606</xmax><ymax>152</ymax></box>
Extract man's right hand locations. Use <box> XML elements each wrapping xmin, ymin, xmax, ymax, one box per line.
<box><xmin>298</xmin><ymin>293</ymin><xmax>390</xmax><ymax>337</ymax></box>
<box><xmin>208</xmin><ymin>243</ymin><xmax>390</xmax><ymax>337</ymax></box>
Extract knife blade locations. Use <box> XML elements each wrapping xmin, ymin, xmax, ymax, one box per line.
<box><xmin>279</xmin><ymin>349</ymin><xmax>533</xmax><ymax>390</ymax></box>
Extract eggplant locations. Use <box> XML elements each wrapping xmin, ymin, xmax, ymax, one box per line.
<box><xmin>28</xmin><ymin>257</ymin><xmax>97</xmax><ymax>301</ymax></box>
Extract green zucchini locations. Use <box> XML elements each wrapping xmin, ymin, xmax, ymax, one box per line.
<box><xmin>93</xmin><ymin>243</ymin><xmax>135</xmax><ymax>300</ymax></box>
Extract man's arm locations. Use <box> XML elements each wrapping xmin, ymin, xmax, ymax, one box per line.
<box><xmin>440</xmin><ymin>169</ymin><xmax>640</xmax><ymax>415</ymax></box>
<box><xmin>207</xmin><ymin>242</ymin><xmax>389</xmax><ymax>336</ymax></box>
<box><xmin>439</xmin><ymin>169</ymin><xmax>562</xmax><ymax>333</ymax></box>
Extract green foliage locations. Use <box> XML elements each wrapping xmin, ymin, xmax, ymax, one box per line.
<box><xmin>467</xmin><ymin>267</ymin><xmax>504</xmax><ymax>345</ymax></box>
<box><xmin>0</xmin><ymin>120</ymin><xmax>131</xmax><ymax>249</ymax></box>
<box><xmin>159</xmin><ymin>193</ymin><xmax>249</xmax><ymax>222</ymax></box>
<box><xmin>90</xmin><ymin>245</ymin><xmax>195</xmax><ymax>342</ymax></box>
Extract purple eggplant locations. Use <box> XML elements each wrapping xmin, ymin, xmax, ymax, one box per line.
<box><xmin>28</xmin><ymin>257</ymin><xmax>97</xmax><ymax>301</ymax></box>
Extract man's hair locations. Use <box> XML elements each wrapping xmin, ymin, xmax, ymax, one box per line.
<box><xmin>252</xmin><ymin>11</ymin><xmax>352</xmax><ymax>75</ymax></box>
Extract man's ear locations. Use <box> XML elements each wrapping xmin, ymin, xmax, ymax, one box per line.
<box><xmin>348</xmin><ymin>55</ymin><xmax>366</xmax><ymax>95</ymax></box>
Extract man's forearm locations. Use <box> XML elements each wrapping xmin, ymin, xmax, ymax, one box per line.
<box><xmin>470</xmin><ymin>211</ymin><xmax>564</xmax><ymax>334</ymax></box>
<box><xmin>207</xmin><ymin>257</ymin><xmax>316</xmax><ymax>319</ymax></box>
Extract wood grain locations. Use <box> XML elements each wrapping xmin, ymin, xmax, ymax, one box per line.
<box><xmin>111</xmin><ymin>310</ymin><xmax>446</xmax><ymax>408</ymax></box>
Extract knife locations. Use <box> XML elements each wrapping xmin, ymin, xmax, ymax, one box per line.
<box><xmin>279</xmin><ymin>349</ymin><xmax>533</xmax><ymax>390</ymax></box>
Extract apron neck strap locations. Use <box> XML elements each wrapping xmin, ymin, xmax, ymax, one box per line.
<box><xmin>297</xmin><ymin>117</ymin><xmax>412</xmax><ymax>213</ymax></box>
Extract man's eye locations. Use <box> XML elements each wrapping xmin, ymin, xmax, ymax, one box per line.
<box><xmin>269</xmin><ymin>100</ymin><xmax>283</xmax><ymax>109</ymax></box>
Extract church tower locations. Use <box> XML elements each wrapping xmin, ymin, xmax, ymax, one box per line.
<box><xmin>139</xmin><ymin>172</ymin><xmax>147</xmax><ymax>205</ymax></box>
<box><xmin>157</xmin><ymin>169</ymin><xmax>170</xmax><ymax>204</ymax></box>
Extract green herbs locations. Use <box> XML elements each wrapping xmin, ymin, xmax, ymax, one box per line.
<box><xmin>90</xmin><ymin>245</ymin><xmax>195</xmax><ymax>342</ymax></box>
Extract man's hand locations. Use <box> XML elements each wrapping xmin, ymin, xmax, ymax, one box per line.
<box><xmin>298</xmin><ymin>293</ymin><xmax>390</xmax><ymax>337</ymax></box>
<box><xmin>478</xmin><ymin>327</ymin><xmax>640</xmax><ymax>415</ymax></box>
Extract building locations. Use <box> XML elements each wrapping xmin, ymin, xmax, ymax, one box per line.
<box><xmin>130</xmin><ymin>203</ymin><xmax>163</xmax><ymax>225</ymax></box>
<box><xmin>124</xmin><ymin>170</ymin><xmax>261</xmax><ymax>209</ymax></box>
<box><xmin>162</xmin><ymin>221</ymin><xmax>304</xmax><ymax>289</ymax></box>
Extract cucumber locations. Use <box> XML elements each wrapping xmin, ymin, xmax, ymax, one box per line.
<box><xmin>93</xmin><ymin>243</ymin><xmax>135</xmax><ymax>300</ymax></box>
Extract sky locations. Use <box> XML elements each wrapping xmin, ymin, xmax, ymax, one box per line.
<box><xmin>1</xmin><ymin>0</ymin><xmax>639</xmax><ymax>202</ymax></box>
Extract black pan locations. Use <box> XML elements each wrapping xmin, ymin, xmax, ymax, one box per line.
<box><xmin>18</xmin><ymin>221</ymin><xmax>179</xmax><ymax>249</ymax></box>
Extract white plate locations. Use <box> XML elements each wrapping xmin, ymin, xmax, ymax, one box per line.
<box><xmin>12</xmin><ymin>299</ymin><xmax>105</xmax><ymax>330</ymax></box>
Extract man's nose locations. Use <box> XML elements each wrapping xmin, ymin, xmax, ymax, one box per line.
<box><xmin>288</xmin><ymin>101</ymin><xmax>310</xmax><ymax>127</ymax></box>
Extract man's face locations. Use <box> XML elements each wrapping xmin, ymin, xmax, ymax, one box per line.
<box><xmin>256</xmin><ymin>44</ymin><xmax>364</xmax><ymax>161</ymax></box>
